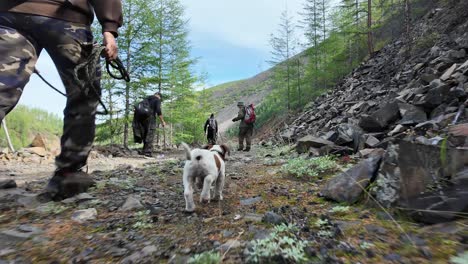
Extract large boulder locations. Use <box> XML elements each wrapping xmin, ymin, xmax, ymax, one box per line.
<box><xmin>370</xmin><ymin>144</ymin><xmax>400</xmax><ymax>207</ymax></box>
<box><xmin>280</xmin><ymin>129</ymin><xmax>295</xmax><ymax>142</ymax></box>
<box><xmin>398</xmin><ymin>103</ymin><xmax>427</xmax><ymax>125</ymax></box>
<box><xmin>406</xmin><ymin>175</ymin><xmax>468</xmax><ymax>224</ymax></box>
<box><xmin>0</xmin><ymin>180</ymin><xmax>17</xmax><ymax>189</ymax></box>
<box><xmin>359</xmin><ymin>102</ymin><xmax>400</xmax><ymax>132</ymax></box>
<box><xmin>334</xmin><ymin>123</ymin><xmax>364</xmax><ymax>148</ymax></box>
<box><xmin>413</xmin><ymin>79</ymin><xmax>451</xmax><ymax>109</ymax></box>
<box><xmin>398</xmin><ymin>141</ymin><xmax>468</xmax><ymax>202</ymax></box>
<box><xmin>29</xmin><ymin>134</ymin><xmax>60</xmax><ymax>152</ymax></box>
<box><xmin>30</xmin><ymin>134</ymin><xmax>47</xmax><ymax>149</ymax></box>
<box><xmin>397</xmin><ymin>140</ymin><xmax>468</xmax><ymax>223</ymax></box>
<box><xmin>296</xmin><ymin>135</ymin><xmax>334</xmax><ymax>154</ymax></box>
<box><xmin>321</xmin><ymin>149</ymin><xmax>385</xmax><ymax>203</ymax></box>
<box><xmin>24</xmin><ymin>147</ymin><xmax>47</xmax><ymax>157</ymax></box>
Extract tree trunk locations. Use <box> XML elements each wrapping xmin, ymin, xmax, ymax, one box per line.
<box><xmin>321</xmin><ymin>0</ymin><xmax>327</xmax><ymax>66</ymax></box>
<box><xmin>367</xmin><ymin>0</ymin><xmax>374</xmax><ymax>55</ymax></box>
<box><xmin>1</xmin><ymin>119</ymin><xmax>15</xmax><ymax>152</ymax></box>
<box><xmin>123</xmin><ymin>43</ymin><xmax>131</xmax><ymax>148</ymax></box>
<box><xmin>287</xmin><ymin>64</ymin><xmax>291</xmax><ymax>110</ymax></box>
<box><xmin>405</xmin><ymin>0</ymin><xmax>412</xmax><ymax>56</ymax></box>
<box><xmin>122</xmin><ymin>0</ymin><xmax>133</xmax><ymax>149</ymax></box>
<box><xmin>297</xmin><ymin>59</ymin><xmax>302</xmax><ymax>107</ymax></box>
<box><xmin>314</xmin><ymin>0</ymin><xmax>319</xmax><ymax>84</ymax></box>
<box><xmin>354</xmin><ymin>0</ymin><xmax>360</xmax><ymax>63</ymax></box>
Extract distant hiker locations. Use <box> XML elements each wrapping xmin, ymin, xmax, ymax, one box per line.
<box><xmin>0</xmin><ymin>0</ymin><xmax>123</xmax><ymax>200</ymax></box>
<box><xmin>204</xmin><ymin>113</ymin><xmax>218</xmax><ymax>144</ymax></box>
<box><xmin>232</xmin><ymin>102</ymin><xmax>256</xmax><ymax>151</ymax></box>
<box><xmin>133</xmin><ymin>92</ymin><xmax>166</xmax><ymax>156</ymax></box>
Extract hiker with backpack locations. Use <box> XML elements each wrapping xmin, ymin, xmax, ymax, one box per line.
<box><xmin>204</xmin><ymin>113</ymin><xmax>218</xmax><ymax>144</ymax></box>
<box><xmin>0</xmin><ymin>0</ymin><xmax>122</xmax><ymax>200</ymax></box>
<box><xmin>132</xmin><ymin>92</ymin><xmax>166</xmax><ymax>156</ymax></box>
<box><xmin>232</xmin><ymin>101</ymin><xmax>256</xmax><ymax>152</ymax></box>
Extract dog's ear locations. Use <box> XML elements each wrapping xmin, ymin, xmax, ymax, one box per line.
<box><xmin>220</xmin><ymin>144</ymin><xmax>230</xmax><ymax>156</ymax></box>
<box><xmin>201</xmin><ymin>144</ymin><xmax>212</xmax><ymax>150</ymax></box>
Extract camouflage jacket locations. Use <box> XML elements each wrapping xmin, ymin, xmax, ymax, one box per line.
<box><xmin>0</xmin><ymin>0</ymin><xmax>123</xmax><ymax>36</ymax></box>
<box><xmin>232</xmin><ymin>107</ymin><xmax>252</xmax><ymax>128</ymax></box>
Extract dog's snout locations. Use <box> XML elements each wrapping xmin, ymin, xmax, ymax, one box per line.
<box><xmin>196</xmin><ymin>155</ymin><xmax>202</xmax><ymax>161</ymax></box>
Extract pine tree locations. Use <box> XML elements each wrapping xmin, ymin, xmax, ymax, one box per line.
<box><xmin>117</xmin><ymin>0</ymin><xmax>158</xmax><ymax>147</ymax></box>
<box><xmin>269</xmin><ymin>9</ymin><xmax>298</xmax><ymax>111</ymax></box>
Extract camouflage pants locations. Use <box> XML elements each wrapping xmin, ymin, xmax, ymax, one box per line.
<box><xmin>142</xmin><ymin>118</ymin><xmax>156</xmax><ymax>154</ymax></box>
<box><xmin>0</xmin><ymin>12</ymin><xmax>100</xmax><ymax>171</ymax></box>
<box><xmin>238</xmin><ymin>126</ymin><xmax>253</xmax><ymax>149</ymax></box>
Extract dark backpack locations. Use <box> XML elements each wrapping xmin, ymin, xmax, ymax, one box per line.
<box><xmin>135</xmin><ymin>98</ymin><xmax>152</xmax><ymax>118</ymax></box>
<box><xmin>244</xmin><ymin>104</ymin><xmax>256</xmax><ymax>124</ymax></box>
<box><xmin>208</xmin><ymin>118</ymin><xmax>217</xmax><ymax>131</ymax></box>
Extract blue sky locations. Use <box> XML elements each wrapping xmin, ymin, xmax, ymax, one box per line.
<box><xmin>17</xmin><ymin>0</ymin><xmax>310</xmax><ymax>115</ymax></box>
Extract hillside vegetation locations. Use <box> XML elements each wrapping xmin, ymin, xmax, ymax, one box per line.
<box><xmin>0</xmin><ymin>105</ymin><xmax>62</xmax><ymax>150</ymax></box>
<box><xmin>209</xmin><ymin>0</ymin><xmax>437</xmax><ymax>137</ymax></box>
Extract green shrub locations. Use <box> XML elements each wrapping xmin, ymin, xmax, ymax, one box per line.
<box><xmin>329</xmin><ymin>205</ymin><xmax>350</xmax><ymax>214</ymax></box>
<box><xmin>0</xmin><ymin>105</ymin><xmax>62</xmax><ymax>149</ymax></box>
<box><xmin>281</xmin><ymin>156</ymin><xmax>338</xmax><ymax>178</ymax></box>
<box><xmin>450</xmin><ymin>251</ymin><xmax>468</xmax><ymax>264</ymax></box>
<box><xmin>132</xmin><ymin>210</ymin><xmax>153</xmax><ymax>229</ymax></box>
<box><xmin>414</xmin><ymin>32</ymin><xmax>440</xmax><ymax>52</ymax></box>
<box><xmin>188</xmin><ymin>251</ymin><xmax>221</xmax><ymax>264</ymax></box>
<box><xmin>246</xmin><ymin>224</ymin><xmax>308</xmax><ymax>264</ymax></box>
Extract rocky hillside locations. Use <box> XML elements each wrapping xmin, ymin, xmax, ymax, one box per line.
<box><xmin>206</xmin><ymin>54</ymin><xmax>310</xmax><ymax>133</ymax></box>
<box><xmin>206</xmin><ymin>72</ymin><xmax>272</xmax><ymax>133</ymax></box>
<box><xmin>277</xmin><ymin>0</ymin><xmax>468</xmax><ymax>223</ymax></box>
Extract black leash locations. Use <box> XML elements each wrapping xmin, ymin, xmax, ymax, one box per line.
<box><xmin>35</xmin><ymin>44</ymin><xmax>130</xmax><ymax>115</ymax></box>
<box><xmin>34</xmin><ymin>68</ymin><xmax>67</xmax><ymax>97</ymax></box>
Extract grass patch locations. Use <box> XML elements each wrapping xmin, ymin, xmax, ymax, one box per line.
<box><xmin>188</xmin><ymin>250</ymin><xmax>221</xmax><ymax>264</ymax></box>
<box><xmin>281</xmin><ymin>156</ymin><xmax>338</xmax><ymax>178</ymax></box>
<box><xmin>329</xmin><ymin>205</ymin><xmax>351</xmax><ymax>215</ymax></box>
<box><xmin>246</xmin><ymin>223</ymin><xmax>309</xmax><ymax>263</ymax></box>
<box><xmin>132</xmin><ymin>210</ymin><xmax>154</xmax><ymax>230</ymax></box>
<box><xmin>37</xmin><ymin>202</ymin><xmax>69</xmax><ymax>215</ymax></box>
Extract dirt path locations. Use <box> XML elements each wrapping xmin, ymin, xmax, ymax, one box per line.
<box><xmin>0</xmin><ymin>154</ymin><xmax>174</xmax><ymax>186</ymax></box>
<box><xmin>0</xmin><ymin>146</ymin><xmax>466</xmax><ymax>263</ymax></box>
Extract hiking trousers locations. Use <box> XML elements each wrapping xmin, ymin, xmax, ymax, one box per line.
<box><xmin>0</xmin><ymin>12</ymin><xmax>100</xmax><ymax>171</ymax></box>
<box><xmin>142</xmin><ymin>118</ymin><xmax>156</xmax><ymax>155</ymax></box>
<box><xmin>238</xmin><ymin>126</ymin><xmax>253</xmax><ymax>150</ymax></box>
<box><xmin>207</xmin><ymin>129</ymin><xmax>216</xmax><ymax>145</ymax></box>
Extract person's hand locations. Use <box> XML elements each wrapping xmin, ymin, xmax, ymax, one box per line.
<box><xmin>162</xmin><ymin>121</ymin><xmax>166</xmax><ymax>128</ymax></box>
<box><xmin>103</xmin><ymin>32</ymin><xmax>118</xmax><ymax>60</ymax></box>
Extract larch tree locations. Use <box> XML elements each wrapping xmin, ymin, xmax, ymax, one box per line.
<box><xmin>269</xmin><ymin>9</ymin><xmax>298</xmax><ymax>111</ymax></box>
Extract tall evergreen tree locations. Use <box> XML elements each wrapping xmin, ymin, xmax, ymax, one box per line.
<box><xmin>269</xmin><ymin>9</ymin><xmax>298</xmax><ymax>111</ymax></box>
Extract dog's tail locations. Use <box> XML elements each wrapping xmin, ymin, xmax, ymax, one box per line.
<box><xmin>181</xmin><ymin>142</ymin><xmax>191</xmax><ymax>160</ymax></box>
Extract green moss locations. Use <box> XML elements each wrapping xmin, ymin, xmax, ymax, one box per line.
<box><xmin>414</xmin><ymin>32</ymin><xmax>440</xmax><ymax>52</ymax></box>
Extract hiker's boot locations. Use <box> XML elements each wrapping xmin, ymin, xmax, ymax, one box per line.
<box><xmin>43</xmin><ymin>169</ymin><xmax>95</xmax><ymax>201</ymax></box>
<box><xmin>243</xmin><ymin>147</ymin><xmax>251</xmax><ymax>152</ymax></box>
<box><xmin>237</xmin><ymin>147</ymin><xmax>244</xmax><ymax>151</ymax></box>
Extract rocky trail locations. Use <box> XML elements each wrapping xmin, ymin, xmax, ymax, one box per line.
<box><xmin>0</xmin><ymin>145</ymin><xmax>466</xmax><ymax>263</ymax></box>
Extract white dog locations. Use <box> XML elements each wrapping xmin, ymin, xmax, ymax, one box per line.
<box><xmin>182</xmin><ymin>143</ymin><xmax>230</xmax><ymax>212</ymax></box>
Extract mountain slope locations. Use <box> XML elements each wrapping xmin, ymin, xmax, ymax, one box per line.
<box><xmin>281</xmin><ymin>0</ymin><xmax>468</xmax><ymax>143</ymax></box>
<box><xmin>206</xmin><ymin>70</ymin><xmax>273</xmax><ymax>133</ymax></box>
